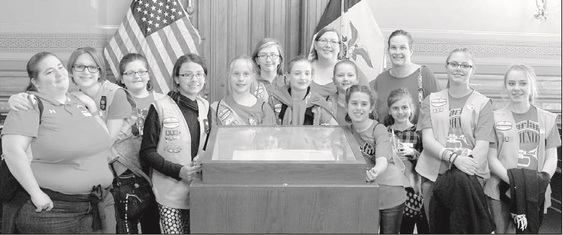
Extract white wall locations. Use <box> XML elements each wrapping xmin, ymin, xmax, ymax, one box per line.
<box><xmin>368</xmin><ymin>0</ymin><xmax>561</xmax><ymax>37</ymax></box>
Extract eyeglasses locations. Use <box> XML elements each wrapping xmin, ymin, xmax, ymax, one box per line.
<box><xmin>179</xmin><ymin>72</ymin><xmax>205</xmax><ymax>79</ymax></box>
<box><xmin>257</xmin><ymin>54</ymin><xmax>280</xmax><ymax>61</ymax></box>
<box><xmin>447</xmin><ymin>61</ymin><xmax>473</xmax><ymax>70</ymax></box>
<box><xmin>123</xmin><ymin>70</ymin><xmax>149</xmax><ymax>76</ymax></box>
<box><xmin>317</xmin><ymin>38</ymin><xmax>339</xmax><ymax>46</ymax></box>
<box><xmin>73</xmin><ymin>64</ymin><xmax>100</xmax><ymax>73</ymax></box>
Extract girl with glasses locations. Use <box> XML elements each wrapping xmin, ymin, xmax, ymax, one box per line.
<box><xmin>370</xmin><ymin>30</ymin><xmax>441</xmax><ymax>126</ymax></box>
<box><xmin>416</xmin><ymin>48</ymin><xmax>496</xmax><ymax>233</ymax></box>
<box><xmin>7</xmin><ymin>46</ymin><xmax>135</xmax><ymax>233</ymax></box>
<box><xmin>211</xmin><ymin>55</ymin><xmax>276</xmax><ymax>126</ymax></box>
<box><xmin>251</xmin><ymin>38</ymin><xmax>286</xmax><ymax>99</ymax></box>
<box><xmin>139</xmin><ymin>53</ymin><xmax>211</xmax><ymax>233</ymax></box>
<box><xmin>484</xmin><ymin>64</ymin><xmax>560</xmax><ymax>233</ymax></box>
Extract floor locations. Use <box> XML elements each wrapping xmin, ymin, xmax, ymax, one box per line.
<box><xmin>539</xmin><ymin>208</ymin><xmax>562</xmax><ymax>234</ymax></box>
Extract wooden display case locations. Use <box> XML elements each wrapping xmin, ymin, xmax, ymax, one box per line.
<box><xmin>191</xmin><ymin>126</ymin><xmax>379</xmax><ymax>233</ymax></box>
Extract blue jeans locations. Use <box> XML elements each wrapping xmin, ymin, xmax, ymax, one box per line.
<box><xmin>111</xmin><ymin>172</ymin><xmax>158</xmax><ymax>234</ymax></box>
<box><xmin>380</xmin><ymin>203</ymin><xmax>404</xmax><ymax>234</ymax></box>
<box><xmin>15</xmin><ymin>199</ymin><xmax>94</xmax><ymax>233</ymax></box>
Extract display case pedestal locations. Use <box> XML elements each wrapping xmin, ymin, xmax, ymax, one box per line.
<box><xmin>190</xmin><ymin>179</ymin><xmax>379</xmax><ymax>233</ymax></box>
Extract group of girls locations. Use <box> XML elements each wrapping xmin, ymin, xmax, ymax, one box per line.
<box><xmin>2</xmin><ymin>27</ymin><xmax>560</xmax><ymax>234</ymax></box>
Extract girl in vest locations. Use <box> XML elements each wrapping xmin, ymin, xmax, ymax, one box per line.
<box><xmin>484</xmin><ymin>64</ymin><xmax>560</xmax><ymax>233</ymax></box>
<box><xmin>109</xmin><ymin>53</ymin><xmax>163</xmax><ymax>233</ymax></box>
<box><xmin>326</xmin><ymin>60</ymin><xmax>359</xmax><ymax>126</ymax></box>
<box><xmin>384</xmin><ymin>88</ymin><xmax>429</xmax><ymax>234</ymax></box>
<box><xmin>8</xmin><ymin>46</ymin><xmax>134</xmax><ymax>233</ymax></box>
<box><xmin>416</xmin><ymin>48</ymin><xmax>495</xmax><ymax>225</ymax></box>
<box><xmin>268</xmin><ymin>56</ymin><xmax>337</xmax><ymax>125</ymax></box>
<box><xmin>139</xmin><ymin>53</ymin><xmax>211</xmax><ymax>234</ymax></box>
<box><xmin>251</xmin><ymin>38</ymin><xmax>287</xmax><ymax>98</ymax></box>
<box><xmin>211</xmin><ymin>55</ymin><xmax>276</xmax><ymax>126</ymax></box>
<box><xmin>347</xmin><ymin>85</ymin><xmax>407</xmax><ymax>234</ymax></box>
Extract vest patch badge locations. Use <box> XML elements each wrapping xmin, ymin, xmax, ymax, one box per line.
<box><xmin>248</xmin><ymin>116</ymin><xmax>258</xmax><ymax>125</ymax></box>
<box><xmin>431</xmin><ymin>98</ymin><xmax>446</xmax><ymax>107</ymax></box>
<box><xmin>495</xmin><ymin>121</ymin><xmax>512</xmax><ymax>131</ymax></box>
<box><xmin>163</xmin><ymin>117</ymin><xmax>180</xmax><ymax>129</ymax></box>
<box><xmin>203</xmin><ymin>119</ymin><xmax>210</xmax><ymax>133</ymax></box>
<box><xmin>100</xmin><ymin>96</ymin><xmax>107</xmax><ymax>111</ymax></box>
<box><xmin>466</xmin><ymin>104</ymin><xmax>475</xmax><ymax>110</ymax></box>
<box><xmin>432</xmin><ymin>108</ymin><xmax>443</xmax><ymax>113</ymax></box>
<box><xmin>274</xmin><ymin>103</ymin><xmax>282</xmax><ymax>113</ymax></box>
<box><xmin>164</xmin><ymin>145</ymin><xmax>182</xmax><ymax>153</ymax></box>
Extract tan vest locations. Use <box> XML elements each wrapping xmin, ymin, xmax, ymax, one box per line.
<box><xmin>483</xmin><ymin>106</ymin><xmax>556</xmax><ymax>212</ymax></box>
<box><xmin>95</xmin><ymin>80</ymin><xmax>137</xmax><ymax>140</ymax></box>
<box><xmin>152</xmin><ymin>95</ymin><xmax>209</xmax><ymax>209</ymax></box>
<box><xmin>416</xmin><ymin>90</ymin><xmax>491</xmax><ymax>181</ymax></box>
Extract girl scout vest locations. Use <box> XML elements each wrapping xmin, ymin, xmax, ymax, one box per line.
<box><xmin>109</xmin><ymin>92</ymin><xmax>166</xmax><ymax>182</ymax></box>
<box><xmin>415</xmin><ymin>89</ymin><xmax>490</xmax><ymax>182</ymax></box>
<box><xmin>483</xmin><ymin>106</ymin><xmax>556</xmax><ymax>212</ymax></box>
<box><xmin>95</xmin><ymin>80</ymin><xmax>136</xmax><ymax>121</ymax></box>
<box><xmin>211</xmin><ymin>99</ymin><xmax>247</xmax><ymax>126</ymax></box>
<box><xmin>269</xmin><ymin>87</ymin><xmax>335</xmax><ymax>125</ymax></box>
<box><xmin>152</xmin><ymin>95</ymin><xmax>209</xmax><ymax>209</ymax></box>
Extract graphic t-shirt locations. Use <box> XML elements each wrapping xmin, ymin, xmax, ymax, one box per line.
<box><xmin>446</xmin><ymin>93</ymin><xmax>472</xmax><ymax>154</ymax></box>
<box><xmin>512</xmin><ymin>106</ymin><xmax>561</xmax><ymax>169</ymax></box>
<box><xmin>133</xmin><ymin>92</ymin><xmax>156</xmax><ymax>136</ymax></box>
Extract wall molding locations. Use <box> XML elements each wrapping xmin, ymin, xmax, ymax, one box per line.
<box><xmin>0</xmin><ymin>33</ymin><xmax>108</xmax><ymax>55</ymax></box>
<box><xmin>1</xmin><ymin>31</ymin><xmax>559</xmax><ymax>60</ymax></box>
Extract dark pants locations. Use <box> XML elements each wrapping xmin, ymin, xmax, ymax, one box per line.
<box><xmin>15</xmin><ymin>191</ymin><xmax>97</xmax><ymax>234</ymax></box>
<box><xmin>111</xmin><ymin>173</ymin><xmax>160</xmax><ymax>234</ymax></box>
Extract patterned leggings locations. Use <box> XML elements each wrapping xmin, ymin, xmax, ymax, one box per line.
<box><xmin>157</xmin><ymin>204</ymin><xmax>190</xmax><ymax>234</ymax></box>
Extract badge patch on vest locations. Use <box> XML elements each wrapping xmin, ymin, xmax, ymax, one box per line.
<box><xmin>431</xmin><ymin>98</ymin><xmax>446</xmax><ymax>107</ymax></box>
<box><xmin>274</xmin><ymin>103</ymin><xmax>282</xmax><ymax>114</ymax></box>
<box><xmin>165</xmin><ymin>130</ymin><xmax>180</xmax><ymax>141</ymax></box>
<box><xmin>100</xmin><ymin>96</ymin><xmax>107</xmax><ymax>111</ymax></box>
<box><xmin>248</xmin><ymin>116</ymin><xmax>257</xmax><ymax>125</ymax></box>
<box><xmin>218</xmin><ymin>107</ymin><xmax>240</xmax><ymax>125</ymax></box>
<box><xmin>466</xmin><ymin>104</ymin><xmax>475</xmax><ymax>110</ymax></box>
<box><xmin>164</xmin><ymin>145</ymin><xmax>182</xmax><ymax>153</ymax></box>
<box><xmin>495</xmin><ymin>121</ymin><xmax>512</xmax><ymax>131</ymax></box>
<box><xmin>163</xmin><ymin>117</ymin><xmax>180</xmax><ymax>129</ymax></box>
<box><xmin>203</xmin><ymin>119</ymin><xmax>210</xmax><ymax>133</ymax></box>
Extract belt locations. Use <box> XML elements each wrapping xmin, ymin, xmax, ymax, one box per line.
<box><xmin>41</xmin><ymin>185</ymin><xmax>105</xmax><ymax>231</ymax></box>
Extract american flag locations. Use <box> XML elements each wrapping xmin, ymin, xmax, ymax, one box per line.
<box><xmin>104</xmin><ymin>0</ymin><xmax>201</xmax><ymax>94</ymax></box>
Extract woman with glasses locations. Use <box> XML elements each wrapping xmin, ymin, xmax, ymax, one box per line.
<box><xmin>1</xmin><ymin>52</ymin><xmax>113</xmax><ymax>233</ymax></box>
<box><xmin>251</xmin><ymin>38</ymin><xmax>286</xmax><ymax>99</ymax></box>
<box><xmin>309</xmin><ymin>28</ymin><xmax>341</xmax><ymax>99</ymax></box>
<box><xmin>140</xmin><ymin>53</ymin><xmax>211</xmax><ymax>233</ymax></box>
<box><xmin>7</xmin><ymin>46</ymin><xmax>135</xmax><ymax>233</ymax></box>
<box><xmin>371</xmin><ymin>30</ymin><xmax>441</xmax><ymax>126</ymax></box>
<box><xmin>416</xmin><ymin>48</ymin><xmax>496</xmax><ymax>233</ymax></box>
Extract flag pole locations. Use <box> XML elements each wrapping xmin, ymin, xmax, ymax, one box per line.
<box><xmin>340</xmin><ymin>0</ymin><xmax>346</xmax><ymax>59</ymax></box>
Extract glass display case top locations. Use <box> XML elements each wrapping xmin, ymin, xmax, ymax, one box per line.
<box><xmin>210</xmin><ymin>126</ymin><xmax>359</xmax><ymax>162</ymax></box>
